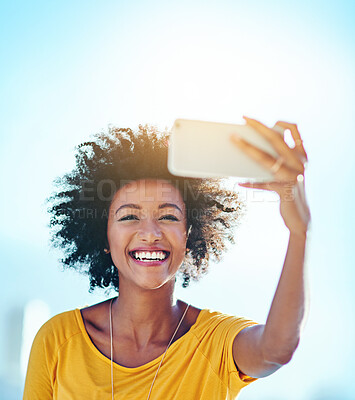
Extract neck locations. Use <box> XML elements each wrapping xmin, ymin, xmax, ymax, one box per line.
<box><xmin>112</xmin><ymin>279</ymin><xmax>185</xmax><ymax>348</ymax></box>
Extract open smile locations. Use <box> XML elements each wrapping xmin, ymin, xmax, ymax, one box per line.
<box><xmin>128</xmin><ymin>250</ymin><xmax>170</xmax><ymax>266</ymax></box>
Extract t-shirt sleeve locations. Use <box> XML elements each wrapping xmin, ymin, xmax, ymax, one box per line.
<box><xmin>23</xmin><ymin>320</ymin><xmax>55</xmax><ymax>400</ymax></box>
<box><xmin>195</xmin><ymin>311</ymin><xmax>259</xmax><ymax>394</ymax></box>
<box><xmin>222</xmin><ymin>316</ymin><xmax>259</xmax><ymax>392</ymax></box>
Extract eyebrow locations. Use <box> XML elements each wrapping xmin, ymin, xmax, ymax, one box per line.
<box><xmin>158</xmin><ymin>203</ymin><xmax>183</xmax><ymax>214</ymax></box>
<box><xmin>115</xmin><ymin>202</ymin><xmax>183</xmax><ymax>215</ymax></box>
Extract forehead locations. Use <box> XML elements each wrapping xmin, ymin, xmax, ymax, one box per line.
<box><xmin>112</xmin><ymin>179</ymin><xmax>185</xmax><ymax>207</ymax></box>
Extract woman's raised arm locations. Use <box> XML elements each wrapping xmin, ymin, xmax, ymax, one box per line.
<box><xmin>230</xmin><ymin>117</ymin><xmax>310</xmax><ymax>378</ymax></box>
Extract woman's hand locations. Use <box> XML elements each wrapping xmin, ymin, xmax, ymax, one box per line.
<box><xmin>230</xmin><ymin>117</ymin><xmax>311</xmax><ymax>237</ymax></box>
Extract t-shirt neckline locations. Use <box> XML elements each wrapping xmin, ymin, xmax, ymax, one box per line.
<box><xmin>74</xmin><ymin>306</ymin><xmax>206</xmax><ymax>372</ymax></box>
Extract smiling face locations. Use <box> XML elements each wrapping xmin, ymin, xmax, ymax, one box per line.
<box><xmin>107</xmin><ymin>179</ymin><xmax>188</xmax><ymax>291</ymax></box>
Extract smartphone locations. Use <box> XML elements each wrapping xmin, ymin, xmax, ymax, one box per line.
<box><xmin>168</xmin><ymin>118</ymin><xmax>283</xmax><ymax>181</ymax></box>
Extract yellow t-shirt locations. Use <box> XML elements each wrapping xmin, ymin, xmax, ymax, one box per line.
<box><xmin>23</xmin><ymin>307</ymin><xmax>258</xmax><ymax>400</ymax></box>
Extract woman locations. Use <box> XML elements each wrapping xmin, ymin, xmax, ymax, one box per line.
<box><xmin>23</xmin><ymin>117</ymin><xmax>310</xmax><ymax>399</ymax></box>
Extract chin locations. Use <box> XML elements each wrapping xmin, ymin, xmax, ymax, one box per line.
<box><xmin>136</xmin><ymin>275</ymin><xmax>176</xmax><ymax>291</ymax></box>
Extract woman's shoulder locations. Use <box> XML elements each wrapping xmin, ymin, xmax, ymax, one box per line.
<box><xmin>33</xmin><ymin>307</ymin><xmax>83</xmax><ymax>349</ymax></box>
<box><xmin>26</xmin><ymin>308</ymin><xmax>85</xmax><ymax>382</ymax></box>
<box><xmin>182</xmin><ymin>302</ymin><xmax>202</xmax><ymax>329</ymax></box>
<box><xmin>196</xmin><ymin>307</ymin><xmax>257</xmax><ymax>322</ymax></box>
<box><xmin>192</xmin><ymin>307</ymin><xmax>259</xmax><ymax>340</ymax></box>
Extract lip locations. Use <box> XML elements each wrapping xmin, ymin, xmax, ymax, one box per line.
<box><xmin>129</xmin><ymin>247</ymin><xmax>170</xmax><ymax>252</ymax></box>
<box><xmin>128</xmin><ymin>247</ymin><xmax>171</xmax><ymax>267</ymax></box>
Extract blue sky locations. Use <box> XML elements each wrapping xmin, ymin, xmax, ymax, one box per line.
<box><xmin>0</xmin><ymin>1</ymin><xmax>354</xmax><ymax>399</ymax></box>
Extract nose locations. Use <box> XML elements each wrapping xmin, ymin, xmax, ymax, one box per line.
<box><xmin>137</xmin><ymin>219</ymin><xmax>163</xmax><ymax>243</ymax></box>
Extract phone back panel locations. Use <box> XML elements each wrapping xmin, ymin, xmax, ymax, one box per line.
<box><xmin>168</xmin><ymin>119</ymin><xmax>280</xmax><ymax>181</ymax></box>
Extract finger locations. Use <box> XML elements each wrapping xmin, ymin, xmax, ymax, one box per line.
<box><xmin>238</xmin><ymin>181</ymin><xmax>274</xmax><ymax>191</ymax></box>
<box><xmin>238</xmin><ymin>181</ymin><xmax>288</xmax><ymax>195</ymax></box>
<box><xmin>230</xmin><ymin>134</ymin><xmax>300</xmax><ymax>181</ymax></box>
<box><xmin>243</xmin><ymin>116</ymin><xmax>305</xmax><ymax>173</ymax></box>
<box><xmin>274</xmin><ymin>121</ymin><xmax>308</xmax><ymax>162</ymax></box>
<box><xmin>271</xmin><ymin>124</ymin><xmax>286</xmax><ymax>136</ymax></box>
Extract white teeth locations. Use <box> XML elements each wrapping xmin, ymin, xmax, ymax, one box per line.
<box><xmin>132</xmin><ymin>251</ymin><xmax>168</xmax><ymax>261</ymax></box>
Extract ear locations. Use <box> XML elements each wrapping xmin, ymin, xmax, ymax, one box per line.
<box><xmin>185</xmin><ymin>226</ymin><xmax>192</xmax><ymax>252</ymax></box>
<box><xmin>104</xmin><ymin>237</ymin><xmax>110</xmax><ymax>254</ymax></box>
<box><xmin>186</xmin><ymin>225</ymin><xmax>192</xmax><ymax>241</ymax></box>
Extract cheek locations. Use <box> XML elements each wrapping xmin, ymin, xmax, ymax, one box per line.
<box><xmin>171</xmin><ymin>232</ymin><xmax>188</xmax><ymax>269</ymax></box>
<box><xmin>107</xmin><ymin>224</ymin><xmax>129</xmax><ymax>253</ymax></box>
<box><xmin>107</xmin><ymin>226</ymin><xmax>131</xmax><ymax>271</ymax></box>
<box><xmin>169</xmin><ymin>228</ymin><xmax>188</xmax><ymax>253</ymax></box>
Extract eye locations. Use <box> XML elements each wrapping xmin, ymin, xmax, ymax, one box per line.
<box><xmin>159</xmin><ymin>214</ymin><xmax>179</xmax><ymax>221</ymax></box>
<box><xmin>118</xmin><ymin>214</ymin><xmax>139</xmax><ymax>221</ymax></box>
